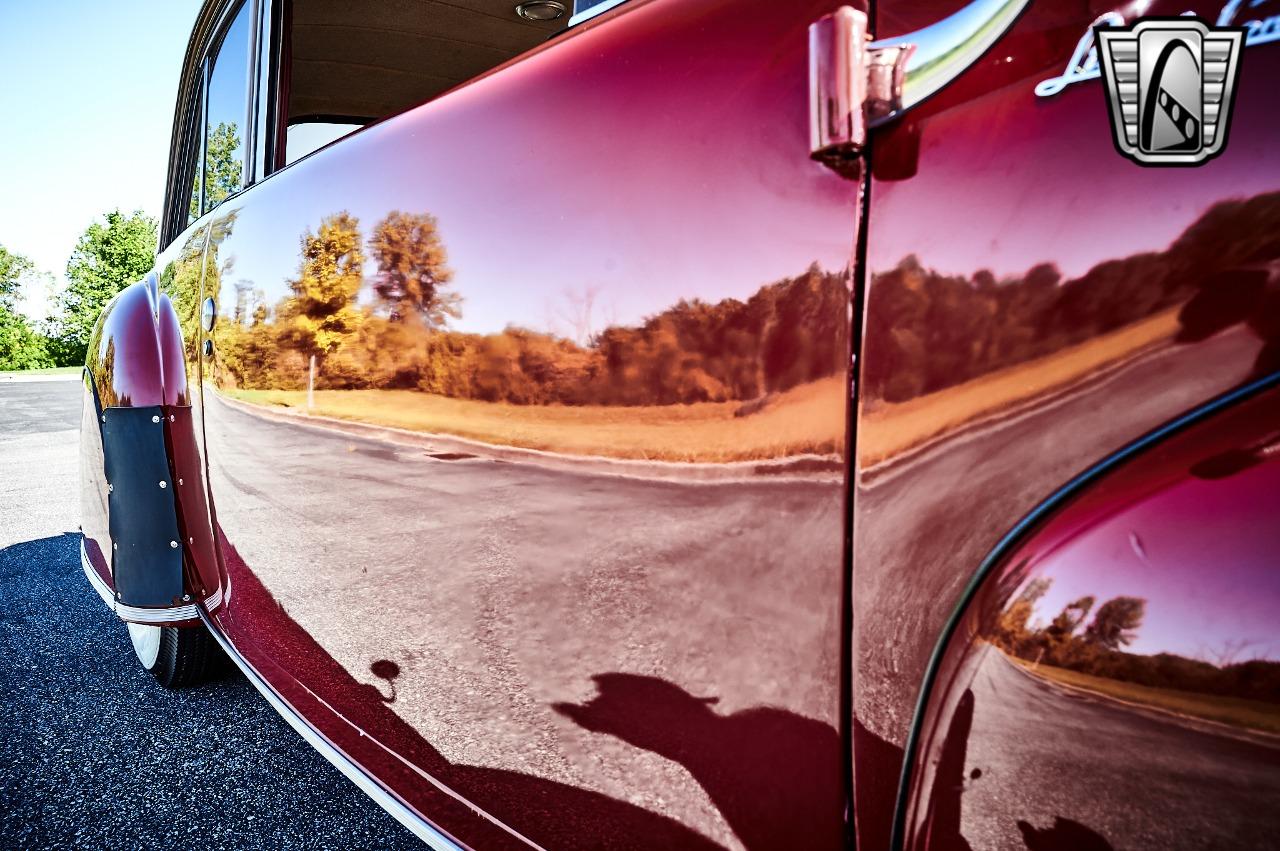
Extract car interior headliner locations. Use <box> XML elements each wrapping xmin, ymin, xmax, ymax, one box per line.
<box><xmin>287</xmin><ymin>0</ymin><xmax>565</xmax><ymax>124</ymax></box>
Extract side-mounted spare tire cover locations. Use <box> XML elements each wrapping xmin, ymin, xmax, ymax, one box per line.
<box><xmin>101</xmin><ymin>406</ymin><xmax>184</xmax><ymax>607</ymax></box>
<box><xmin>81</xmin><ymin>277</ymin><xmax>214</xmax><ymax>614</ymax></box>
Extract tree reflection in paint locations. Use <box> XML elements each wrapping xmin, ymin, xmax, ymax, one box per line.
<box><xmin>207</xmin><ymin>208</ymin><xmax>851</xmax><ymax>408</ymax></box>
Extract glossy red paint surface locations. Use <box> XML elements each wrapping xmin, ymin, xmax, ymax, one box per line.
<box><xmin>78</xmin><ymin>0</ymin><xmax>1277</xmax><ymax>844</ymax></box>
<box><xmin>166</xmin><ymin>405</ymin><xmax>222</xmax><ymax>604</ymax></box>
<box><xmin>81</xmin><ymin>281</ymin><xmax>172</xmax><ymax>596</ymax></box>
<box><xmin>903</xmin><ymin>382</ymin><xmax>1280</xmax><ymax>850</ymax></box>
<box><xmin>155</xmin><ymin>0</ymin><xmax>862</xmax><ymax>846</ymax></box>
<box><xmin>851</xmin><ymin>1</ymin><xmax>1280</xmax><ymax>846</ymax></box>
<box><xmin>155</xmin><ymin>291</ymin><xmax>190</xmax><ymax>407</ymax></box>
<box><xmin>85</xmin><ymin>282</ymin><xmax>168</xmax><ymax>410</ymax></box>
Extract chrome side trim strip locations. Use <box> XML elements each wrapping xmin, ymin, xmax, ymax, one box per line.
<box><xmin>80</xmin><ymin>538</ymin><xmax>222</xmax><ymax>624</ymax></box>
<box><xmin>81</xmin><ymin>540</ymin><xmax>118</xmax><ymax>607</ymax></box>
<box><xmin>204</xmin><ymin>583</ymin><xmax>224</xmax><ymax>611</ymax></box>
<box><xmin>567</xmin><ymin>0</ymin><xmax>628</xmax><ymax>27</ymax></box>
<box><xmin>196</xmin><ymin>609</ymin><xmax>467</xmax><ymax>851</ymax></box>
<box><xmin>867</xmin><ymin>0</ymin><xmax>1031</xmax><ymax>126</ymax></box>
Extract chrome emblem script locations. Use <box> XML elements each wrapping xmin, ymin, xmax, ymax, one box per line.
<box><xmin>1096</xmin><ymin>18</ymin><xmax>1245</xmax><ymax>166</ymax></box>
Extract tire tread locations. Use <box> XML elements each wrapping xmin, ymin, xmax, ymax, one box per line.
<box><xmin>151</xmin><ymin>623</ymin><xmax>222</xmax><ymax>688</ymax></box>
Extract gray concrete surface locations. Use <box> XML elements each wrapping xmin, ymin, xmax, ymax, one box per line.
<box><xmin>0</xmin><ymin>379</ymin><xmax>419</xmax><ymax>849</ymax></box>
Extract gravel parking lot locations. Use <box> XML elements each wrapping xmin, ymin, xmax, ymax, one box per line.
<box><xmin>0</xmin><ymin>378</ymin><xmax>419</xmax><ymax>849</ymax></box>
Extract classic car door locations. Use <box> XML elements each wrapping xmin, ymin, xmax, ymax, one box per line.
<box><xmin>851</xmin><ymin>0</ymin><xmax>1280</xmax><ymax>848</ymax></box>
<box><xmin>188</xmin><ymin>0</ymin><xmax>862</xmax><ymax>847</ymax></box>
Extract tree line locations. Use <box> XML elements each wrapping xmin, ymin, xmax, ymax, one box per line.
<box><xmin>863</xmin><ymin>191</ymin><xmax>1280</xmax><ymax>402</ymax></box>
<box><xmin>0</xmin><ymin>211</ymin><xmax>158</xmax><ymax>371</ymax></box>
<box><xmin>212</xmin><ymin>190</ymin><xmax>1279</xmax><ymax>409</ymax></box>
<box><xmin>990</xmin><ymin>577</ymin><xmax>1280</xmax><ymax>706</ymax></box>
<box><xmin>8</xmin><ymin>188</ymin><xmax>1276</xmax><ymax>407</ymax></box>
<box><xmin>208</xmin><ymin>210</ymin><xmax>852</xmax><ymax>407</ymax></box>
<box><xmin>0</xmin><ymin>121</ymin><xmax>244</xmax><ymax>371</ymax></box>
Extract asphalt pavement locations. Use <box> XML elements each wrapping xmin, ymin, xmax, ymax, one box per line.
<box><xmin>852</xmin><ymin>328</ymin><xmax>1266</xmax><ymax>755</ymax></box>
<box><xmin>196</xmin><ymin>380</ymin><xmax>846</xmax><ymax>851</ymax></box>
<box><xmin>957</xmin><ymin>647</ymin><xmax>1280</xmax><ymax>851</ymax></box>
<box><xmin>0</xmin><ymin>379</ymin><xmax>420</xmax><ymax>849</ymax></box>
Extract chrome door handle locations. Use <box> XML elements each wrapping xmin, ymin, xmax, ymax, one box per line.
<box><xmin>810</xmin><ymin>0</ymin><xmax>1030</xmax><ymax>165</ymax></box>
<box><xmin>868</xmin><ymin>0</ymin><xmax>1030</xmax><ymax>125</ymax></box>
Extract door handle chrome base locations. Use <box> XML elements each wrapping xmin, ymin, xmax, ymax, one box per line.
<box><xmin>809</xmin><ymin>0</ymin><xmax>1031</xmax><ymax>166</ymax></box>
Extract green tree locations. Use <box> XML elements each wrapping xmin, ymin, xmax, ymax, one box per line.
<box><xmin>0</xmin><ymin>245</ymin><xmax>53</xmax><ymax>370</ymax></box>
<box><xmin>1046</xmin><ymin>595</ymin><xmax>1095</xmax><ymax>641</ymax></box>
<box><xmin>0</xmin><ymin>312</ymin><xmax>54</xmax><ymax>370</ymax></box>
<box><xmin>277</xmin><ymin>212</ymin><xmax>365</xmax><ymax>376</ymax></box>
<box><xmin>993</xmin><ymin>576</ymin><xmax>1053</xmax><ymax>654</ymax></box>
<box><xmin>1085</xmin><ymin>596</ymin><xmax>1146</xmax><ymax>650</ymax></box>
<box><xmin>190</xmin><ymin>121</ymin><xmax>244</xmax><ymax>220</ymax></box>
<box><xmin>53</xmin><ymin>210</ymin><xmax>158</xmax><ymax>363</ymax></box>
<box><xmin>368</xmin><ymin>210</ymin><xmax>460</xmax><ymax>326</ymax></box>
<box><xmin>0</xmin><ymin>245</ymin><xmax>33</xmax><ymax>309</ymax></box>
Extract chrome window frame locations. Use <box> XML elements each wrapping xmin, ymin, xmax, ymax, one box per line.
<box><xmin>162</xmin><ymin>0</ymin><xmax>276</xmax><ymax>247</ymax></box>
<box><xmin>568</xmin><ymin>0</ymin><xmax>631</xmax><ymax>27</ymax></box>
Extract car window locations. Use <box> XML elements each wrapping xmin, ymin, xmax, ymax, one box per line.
<box><xmin>183</xmin><ymin>77</ymin><xmax>205</xmax><ymax>227</ymax></box>
<box><xmin>284</xmin><ymin>120</ymin><xmax>362</xmax><ymax>166</ymax></box>
<box><xmin>569</xmin><ymin>0</ymin><xmax>629</xmax><ymax>24</ymax></box>
<box><xmin>199</xmin><ymin>2</ymin><xmax>253</xmax><ymax>216</ymax></box>
<box><xmin>276</xmin><ymin>0</ymin><xmax>569</xmax><ymax>169</ymax></box>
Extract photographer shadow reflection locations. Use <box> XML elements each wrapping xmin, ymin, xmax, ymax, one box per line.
<box><xmin>1018</xmin><ymin>817</ymin><xmax>1115</xmax><ymax>851</ymax></box>
<box><xmin>554</xmin><ymin>673</ymin><xmax>843</xmax><ymax>851</ymax></box>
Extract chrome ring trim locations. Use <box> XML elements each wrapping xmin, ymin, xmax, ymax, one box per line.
<box><xmin>80</xmin><ymin>538</ymin><xmax>222</xmax><ymax>624</ymax></box>
<box><xmin>197</xmin><ymin>609</ymin><xmax>467</xmax><ymax>851</ymax></box>
<box><xmin>117</xmin><ymin>601</ymin><xmax>199</xmax><ymax>623</ymax></box>
<box><xmin>80</xmin><ymin>540</ymin><xmax>117</xmax><ymax>609</ymax></box>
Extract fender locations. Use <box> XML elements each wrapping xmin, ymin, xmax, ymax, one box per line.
<box><xmin>80</xmin><ymin>273</ymin><xmax>223</xmax><ymax>625</ymax></box>
<box><xmin>895</xmin><ymin>374</ymin><xmax>1280</xmax><ymax>850</ymax></box>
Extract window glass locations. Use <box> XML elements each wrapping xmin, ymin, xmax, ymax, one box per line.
<box><xmin>284</xmin><ymin>120</ymin><xmax>362</xmax><ymax>166</ymax></box>
<box><xmin>571</xmin><ymin>0</ymin><xmax>627</xmax><ymax>22</ymax></box>
<box><xmin>251</xmin><ymin>2</ymin><xmax>276</xmax><ymax>183</ymax></box>
<box><xmin>200</xmin><ymin>3</ymin><xmax>252</xmax><ymax>214</ymax></box>
<box><xmin>279</xmin><ymin>0</ymin><xmax>567</xmax><ymax>170</ymax></box>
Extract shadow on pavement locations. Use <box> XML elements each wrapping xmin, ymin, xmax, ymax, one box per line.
<box><xmin>217</xmin><ymin>535</ymin><xmax>731</xmax><ymax>850</ymax></box>
<box><xmin>553</xmin><ymin>672</ymin><xmax>844</xmax><ymax>851</ymax></box>
<box><xmin>1017</xmin><ymin>816</ymin><xmax>1116</xmax><ymax>851</ymax></box>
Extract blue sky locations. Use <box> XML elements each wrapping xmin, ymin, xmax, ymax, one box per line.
<box><xmin>0</xmin><ymin>1</ymin><xmax>201</xmax><ymax>320</ymax></box>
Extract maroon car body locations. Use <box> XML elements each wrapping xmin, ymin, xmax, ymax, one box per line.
<box><xmin>80</xmin><ymin>0</ymin><xmax>1279</xmax><ymax>847</ymax></box>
